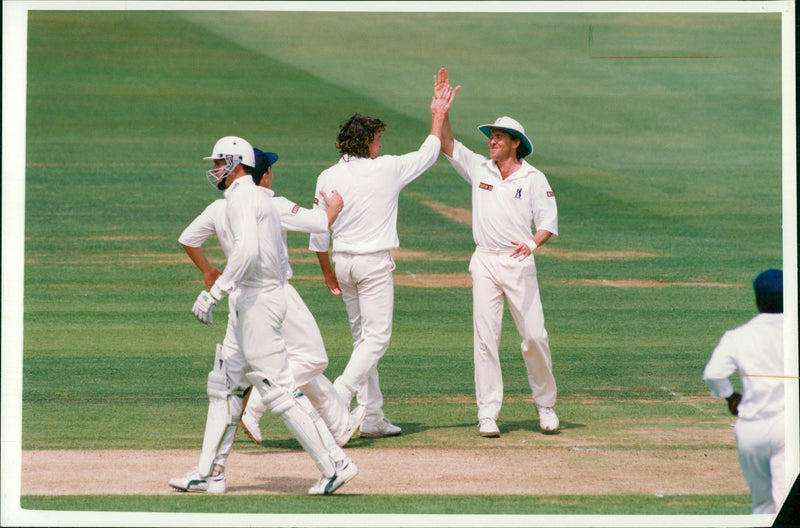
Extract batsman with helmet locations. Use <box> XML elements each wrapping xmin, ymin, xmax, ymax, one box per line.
<box><xmin>178</xmin><ymin>147</ymin><xmax>366</xmax><ymax>449</ymax></box>
<box><xmin>169</xmin><ymin>136</ymin><xmax>357</xmax><ymax>495</ymax></box>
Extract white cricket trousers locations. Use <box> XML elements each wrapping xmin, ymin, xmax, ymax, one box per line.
<box><xmin>210</xmin><ymin>284</ymin><xmax>346</xmax><ymax>476</ymax></box>
<box><xmin>470</xmin><ymin>247</ymin><xmax>557</xmax><ymax>421</ymax></box>
<box><xmin>735</xmin><ymin>412</ymin><xmax>785</xmax><ymax>514</ymax></box>
<box><xmin>224</xmin><ymin>285</ymin><xmax>295</xmax><ymax>396</ymax></box>
<box><xmin>205</xmin><ymin>284</ymin><xmax>295</xmax><ymax>470</ymax></box>
<box><xmin>243</xmin><ymin>283</ymin><xmax>349</xmax><ymax>439</ymax></box>
<box><xmin>334</xmin><ymin>250</ymin><xmax>396</xmax><ymax>424</ymax></box>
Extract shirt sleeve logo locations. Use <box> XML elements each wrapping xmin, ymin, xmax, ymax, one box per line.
<box><xmin>547</xmin><ymin>191</ymin><xmax>555</xmax><ymax>198</ymax></box>
<box><xmin>479</xmin><ymin>182</ymin><xmax>493</xmax><ymax>191</ymax></box>
<box><xmin>290</xmin><ymin>204</ymin><xmax>300</xmax><ymax>215</ymax></box>
<box><xmin>313</xmin><ymin>197</ymin><xmax>320</xmax><ymax>205</ymax></box>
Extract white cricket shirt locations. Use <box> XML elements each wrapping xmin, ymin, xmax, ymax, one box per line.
<box><xmin>309</xmin><ymin>134</ymin><xmax>441</xmax><ymax>254</ymax></box>
<box><xmin>205</xmin><ymin>176</ymin><xmax>286</xmax><ymax>292</ymax></box>
<box><xmin>179</xmin><ymin>187</ymin><xmax>328</xmax><ymax>281</ymax></box>
<box><xmin>703</xmin><ymin>313</ymin><xmax>784</xmax><ymax>421</ymax></box>
<box><xmin>445</xmin><ymin>140</ymin><xmax>558</xmax><ymax>251</ymax></box>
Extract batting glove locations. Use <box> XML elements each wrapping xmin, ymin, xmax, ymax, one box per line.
<box><xmin>192</xmin><ymin>286</ymin><xmax>223</xmax><ymax>326</ymax></box>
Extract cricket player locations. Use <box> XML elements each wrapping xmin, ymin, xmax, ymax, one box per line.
<box><xmin>703</xmin><ymin>268</ymin><xmax>786</xmax><ymax>514</ymax></box>
<box><xmin>436</xmin><ymin>69</ymin><xmax>560</xmax><ymax>437</ymax></box>
<box><xmin>310</xmin><ymin>80</ymin><xmax>459</xmax><ymax>437</ymax></box>
<box><xmin>178</xmin><ymin>148</ymin><xmax>366</xmax><ymax>447</ymax></box>
<box><xmin>169</xmin><ymin>136</ymin><xmax>357</xmax><ymax>495</ymax></box>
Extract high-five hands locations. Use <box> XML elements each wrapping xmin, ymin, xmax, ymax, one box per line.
<box><xmin>431</xmin><ymin>68</ymin><xmax>460</xmax><ymax>114</ymax></box>
<box><xmin>434</xmin><ymin>68</ymin><xmax>458</xmax><ymax>98</ymax></box>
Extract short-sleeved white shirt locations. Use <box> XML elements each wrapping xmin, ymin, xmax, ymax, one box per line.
<box><xmin>702</xmin><ymin>313</ymin><xmax>784</xmax><ymax>421</ymax></box>
<box><xmin>445</xmin><ymin>140</ymin><xmax>558</xmax><ymax>251</ymax></box>
<box><xmin>179</xmin><ymin>186</ymin><xmax>328</xmax><ymax>281</ymax></box>
<box><xmin>309</xmin><ymin>135</ymin><xmax>441</xmax><ymax>254</ymax></box>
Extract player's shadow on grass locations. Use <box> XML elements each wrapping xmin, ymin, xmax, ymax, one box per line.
<box><xmin>343</xmin><ymin>421</ymin><xmax>425</xmax><ymax>446</ymax></box>
<box><xmin>498</xmin><ymin>419</ymin><xmax>586</xmax><ymax>435</ymax></box>
<box><xmin>239</xmin><ymin>419</ymin><xmax>586</xmax><ymax>449</ymax></box>
<box><xmin>393</xmin><ymin>420</ymin><xmax>587</xmax><ymax>436</ymax></box>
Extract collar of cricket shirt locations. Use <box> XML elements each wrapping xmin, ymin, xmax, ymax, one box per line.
<box><xmin>223</xmin><ymin>174</ymin><xmax>255</xmax><ymax>197</ymax></box>
<box><xmin>339</xmin><ymin>154</ymin><xmax>371</xmax><ymax>164</ymax></box>
<box><xmin>484</xmin><ymin>159</ymin><xmax>531</xmax><ymax>183</ymax></box>
<box><xmin>258</xmin><ymin>187</ymin><xmax>275</xmax><ymax>198</ymax></box>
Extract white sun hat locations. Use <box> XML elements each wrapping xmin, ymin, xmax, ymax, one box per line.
<box><xmin>478</xmin><ymin>116</ymin><xmax>533</xmax><ymax>157</ymax></box>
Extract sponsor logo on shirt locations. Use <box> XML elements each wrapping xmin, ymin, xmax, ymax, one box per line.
<box><xmin>290</xmin><ymin>204</ymin><xmax>300</xmax><ymax>215</ymax></box>
<box><xmin>479</xmin><ymin>182</ymin><xmax>493</xmax><ymax>191</ymax></box>
<box><xmin>515</xmin><ymin>188</ymin><xmax>522</xmax><ymax>199</ymax></box>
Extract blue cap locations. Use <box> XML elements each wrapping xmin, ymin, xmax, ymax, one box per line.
<box><xmin>753</xmin><ymin>268</ymin><xmax>782</xmax><ymax>313</ymax></box>
<box><xmin>252</xmin><ymin>148</ymin><xmax>279</xmax><ymax>182</ymax></box>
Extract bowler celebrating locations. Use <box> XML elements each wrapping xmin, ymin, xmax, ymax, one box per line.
<box><xmin>310</xmin><ymin>79</ymin><xmax>459</xmax><ymax>437</ymax></box>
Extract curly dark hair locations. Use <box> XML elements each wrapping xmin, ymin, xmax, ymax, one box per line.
<box><xmin>335</xmin><ymin>113</ymin><xmax>386</xmax><ymax>158</ymax></box>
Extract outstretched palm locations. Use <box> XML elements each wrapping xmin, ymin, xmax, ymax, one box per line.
<box><xmin>431</xmin><ymin>68</ymin><xmax>460</xmax><ymax>115</ymax></box>
<box><xmin>433</xmin><ymin>67</ymin><xmax>451</xmax><ymax>98</ymax></box>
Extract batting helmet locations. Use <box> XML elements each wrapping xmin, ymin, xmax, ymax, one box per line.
<box><xmin>204</xmin><ymin>136</ymin><xmax>256</xmax><ymax>189</ymax></box>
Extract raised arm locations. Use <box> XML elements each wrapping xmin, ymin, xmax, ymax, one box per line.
<box><xmin>434</xmin><ymin>68</ymin><xmax>457</xmax><ymax>156</ymax></box>
<box><xmin>429</xmin><ymin>68</ymin><xmax>460</xmax><ymax>141</ymax></box>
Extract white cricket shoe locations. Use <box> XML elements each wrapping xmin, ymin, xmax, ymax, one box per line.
<box><xmin>537</xmin><ymin>405</ymin><xmax>560</xmax><ymax>434</ymax></box>
<box><xmin>169</xmin><ymin>468</ymin><xmax>226</xmax><ymax>494</ymax></box>
<box><xmin>479</xmin><ymin>417</ymin><xmax>500</xmax><ymax>438</ymax></box>
<box><xmin>240</xmin><ymin>410</ymin><xmax>262</xmax><ymax>445</ymax></box>
<box><xmin>336</xmin><ymin>404</ymin><xmax>367</xmax><ymax>446</ymax></box>
<box><xmin>359</xmin><ymin>417</ymin><xmax>402</xmax><ymax>438</ymax></box>
<box><xmin>308</xmin><ymin>457</ymin><xmax>358</xmax><ymax>495</ymax></box>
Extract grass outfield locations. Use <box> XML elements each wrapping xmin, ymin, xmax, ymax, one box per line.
<box><xmin>20</xmin><ymin>494</ymin><xmax>749</xmax><ymax>515</ymax></box>
<box><xmin>10</xmin><ymin>5</ymin><xmax>791</xmax><ymax>524</ymax></box>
